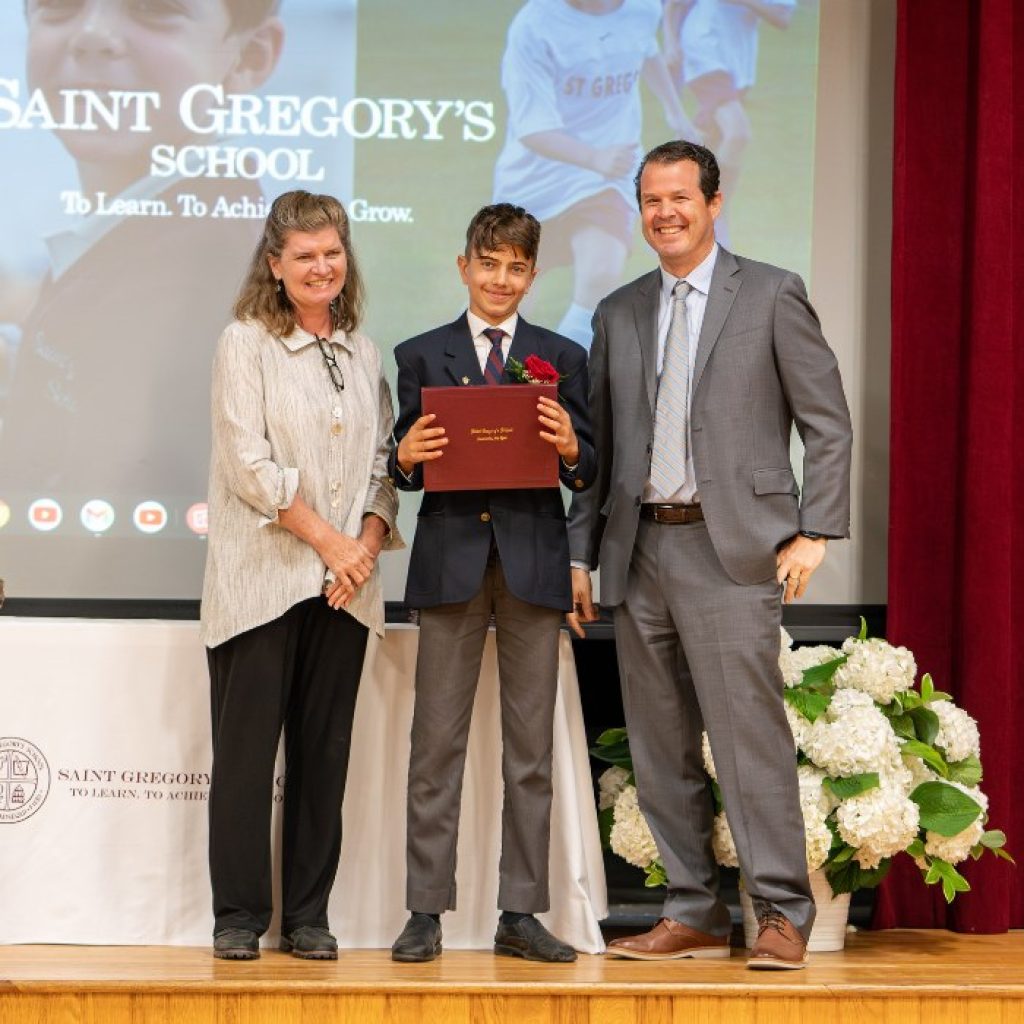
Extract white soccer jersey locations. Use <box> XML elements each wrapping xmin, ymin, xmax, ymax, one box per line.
<box><xmin>493</xmin><ymin>0</ymin><xmax>661</xmax><ymax>222</ymax></box>
<box><xmin>679</xmin><ymin>0</ymin><xmax>796</xmax><ymax>91</ymax></box>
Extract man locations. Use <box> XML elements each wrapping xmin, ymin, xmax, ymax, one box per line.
<box><xmin>492</xmin><ymin>0</ymin><xmax>697</xmax><ymax>349</ymax></box>
<box><xmin>568</xmin><ymin>140</ymin><xmax>851</xmax><ymax>969</ymax></box>
<box><xmin>389</xmin><ymin>203</ymin><xmax>596</xmax><ymax>964</ymax></box>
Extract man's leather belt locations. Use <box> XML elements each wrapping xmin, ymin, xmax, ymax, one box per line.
<box><xmin>640</xmin><ymin>503</ymin><xmax>704</xmax><ymax>524</ymax></box>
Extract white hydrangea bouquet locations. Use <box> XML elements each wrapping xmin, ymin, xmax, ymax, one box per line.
<box><xmin>593</xmin><ymin>622</ymin><xmax>1012</xmax><ymax>903</ymax></box>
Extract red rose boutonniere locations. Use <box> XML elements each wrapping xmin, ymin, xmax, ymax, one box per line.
<box><xmin>507</xmin><ymin>353</ymin><xmax>562</xmax><ymax>384</ymax></box>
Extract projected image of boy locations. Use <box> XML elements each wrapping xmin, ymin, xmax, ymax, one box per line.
<box><xmin>492</xmin><ymin>0</ymin><xmax>698</xmax><ymax>350</ymax></box>
<box><xmin>0</xmin><ymin>1</ymin><xmax>283</xmax><ymax>507</ymax></box>
<box><xmin>25</xmin><ymin>0</ymin><xmax>284</xmax><ymax>197</ymax></box>
<box><xmin>663</xmin><ymin>0</ymin><xmax>795</xmax><ymax>247</ymax></box>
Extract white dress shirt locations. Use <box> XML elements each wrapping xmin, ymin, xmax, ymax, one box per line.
<box><xmin>467</xmin><ymin>309</ymin><xmax>519</xmax><ymax>370</ymax></box>
<box><xmin>643</xmin><ymin>242</ymin><xmax>719</xmax><ymax>505</ymax></box>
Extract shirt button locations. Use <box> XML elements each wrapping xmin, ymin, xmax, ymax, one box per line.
<box><xmin>333</xmin><ymin>406</ymin><xmax>343</xmax><ymax>418</ymax></box>
<box><xmin>331</xmin><ymin>499</ymin><xmax>340</xmax><ymax>509</ymax></box>
<box><xmin>574</xmin><ymin>479</ymin><xmax>584</xmax><ymax>490</ymax></box>
<box><xmin>480</xmin><ymin>512</ymin><xmax>491</xmax><ymax>523</ymax></box>
<box><xmin>331</xmin><ymin>423</ymin><xmax>343</xmax><ymax>436</ymax></box>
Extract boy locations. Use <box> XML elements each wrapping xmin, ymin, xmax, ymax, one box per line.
<box><xmin>0</xmin><ymin>0</ymin><xmax>283</xmax><ymax>507</ymax></box>
<box><xmin>389</xmin><ymin>203</ymin><xmax>595</xmax><ymax>963</ymax></box>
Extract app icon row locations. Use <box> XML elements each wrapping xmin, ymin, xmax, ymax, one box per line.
<box><xmin>0</xmin><ymin>499</ymin><xmax>208</xmax><ymax>535</ymax></box>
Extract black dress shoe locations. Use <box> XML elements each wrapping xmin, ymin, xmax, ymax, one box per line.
<box><xmin>391</xmin><ymin>912</ymin><xmax>442</xmax><ymax>962</ymax></box>
<box><xmin>213</xmin><ymin>927</ymin><xmax>260</xmax><ymax>960</ymax></box>
<box><xmin>280</xmin><ymin>925</ymin><xmax>338</xmax><ymax>960</ymax></box>
<box><xmin>494</xmin><ymin>916</ymin><xmax>577</xmax><ymax>963</ymax></box>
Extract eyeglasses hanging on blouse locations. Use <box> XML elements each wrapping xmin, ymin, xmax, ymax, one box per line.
<box><xmin>316</xmin><ymin>337</ymin><xmax>345</xmax><ymax>392</ymax></box>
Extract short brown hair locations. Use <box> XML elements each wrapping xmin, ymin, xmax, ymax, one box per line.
<box><xmin>226</xmin><ymin>0</ymin><xmax>281</xmax><ymax>31</ymax></box>
<box><xmin>634</xmin><ymin>140</ymin><xmax>721</xmax><ymax>206</ymax></box>
<box><xmin>234</xmin><ymin>190</ymin><xmax>364</xmax><ymax>337</ymax></box>
<box><xmin>464</xmin><ymin>203</ymin><xmax>540</xmax><ymax>263</ymax></box>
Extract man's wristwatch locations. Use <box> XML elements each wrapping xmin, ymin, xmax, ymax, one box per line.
<box><xmin>799</xmin><ymin>530</ymin><xmax>828</xmax><ymax>541</ymax></box>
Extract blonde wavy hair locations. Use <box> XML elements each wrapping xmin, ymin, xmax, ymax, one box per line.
<box><xmin>234</xmin><ymin>190</ymin><xmax>364</xmax><ymax>337</ymax></box>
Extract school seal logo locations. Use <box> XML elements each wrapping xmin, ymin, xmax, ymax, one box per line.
<box><xmin>0</xmin><ymin>738</ymin><xmax>50</xmax><ymax>823</ymax></box>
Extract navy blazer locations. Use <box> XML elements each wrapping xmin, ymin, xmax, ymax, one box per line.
<box><xmin>390</xmin><ymin>314</ymin><xmax>596</xmax><ymax>611</ymax></box>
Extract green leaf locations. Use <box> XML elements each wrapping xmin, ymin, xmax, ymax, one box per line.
<box><xmin>828</xmin><ymin>845</ymin><xmax>856</xmax><ymax>865</ymax></box>
<box><xmin>710</xmin><ymin>780</ymin><xmax>724</xmax><ymax>812</ymax></box>
<box><xmin>981</xmin><ymin>829</ymin><xmax>1007</xmax><ymax>849</ymax></box>
<box><xmin>901</xmin><ymin>689</ymin><xmax>922</xmax><ymax>710</ymax></box>
<box><xmin>906</xmin><ymin>839</ymin><xmax>926</xmax><ymax>859</ymax></box>
<box><xmin>784</xmin><ymin>686</ymin><xmax>831</xmax><ymax>723</ymax></box>
<box><xmin>597</xmin><ymin>806</ymin><xmax>614</xmax><ymax>849</ymax></box>
<box><xmin>827</xmin><ymin>818</ymin><xmax>843</xmax><ymax>850</ymax></box>
<box><xmin>920</xmin><ymin>673</ymin><xmax>934</xmax><ymax>702</ymax></box>
<box><xmin>826</xmin><ymin>857</ymin><xmax>891</xmax><ymax>895</ymax></box>
<box><xmin>590</xmin><ymin>729</ymin><xmax>633</xmax><ymax>769</ymax></box>
<box><xmin>858</xmin><ymin>616</ymin><xmax>868</xmax><ymax>641</ymax></box>
<box><xmin>823</xmin><ymin>772</ymin><xmax>880</xmax><ymax>801</ymax></box>
<box><xmin>924</xmin><ymin>859</ymin><xmax>971</xmax><ymax>903</ymax></box>
<box><xmin>800</xmin><ymin>656</ymin><xmax>847</xmax><ymax>689</ymax></box>
<box><xmin>594</xmin><ymin>726</ymin><xmax>628</xmax><ymax>747</ymax></box>
<box><xmin>947</xmin><ymin>754</ymin><xmax>983</xmax><ymax>788</ymax></box>
<box><xmin>993</xmin><ymin>848</ymin><xmax>1017</xmax><ymax>864</ymax></box>
<box><xmin>644</xmin><ymin>860</ymin><xmax>667</xmax><ymax>888</ymax></box>
<box><xmin>888</xmin><ymin>713</ymin><xmax>916</xmax><ymax>740</ymax></box>
<box><xmin>908</xmin><ymin>706</ymin><xmax>940</xmax><ymax>746</ymax></box>
<box><xmin>911</xmin><ymin>781</ymin><xmax>983</xmax><ymax>836</ymax></box>
<box><xmin>901</xmin><ymin>739</ymin><xmax>950</xmax><ymax>779</ymax></box>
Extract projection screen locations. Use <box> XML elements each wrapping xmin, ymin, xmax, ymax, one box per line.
<box><xmin>0</xmin><ymin>0</ymin><xmax>836</xmax><ymax>604</ymax></box>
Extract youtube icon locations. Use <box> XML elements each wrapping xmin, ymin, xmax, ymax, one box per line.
<box><xmin>133</xmin><ymin>501</ymin><xmax>167</xmax><ymax>535</ymax></box>
<box><xmin>28</xmin><ymin>498</ymin><xmax>62</xmax><ymax>531</ymax></box>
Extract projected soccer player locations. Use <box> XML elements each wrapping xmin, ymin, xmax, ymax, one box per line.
<box><xmin>0</xmin><ymin>1</ymin><xmax>283</xmax><ymax>502</ymax></box>
<box><xmin>492</xmin><ymin>0</ymin><xmax>699</xmax><ymax>350</ymax></box>
<box><xmin>663</xmin><ymin>0</ymin><xmax>795</xmax><ymax>247</ymax></box>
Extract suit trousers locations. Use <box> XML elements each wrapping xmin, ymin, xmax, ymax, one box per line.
<box><xmin>614</xmin><ymin>519</ymin><xmax>815</xmax><ymax>939</ymax></box>
<box><xmin>207</xmin><ymin>596</ymin><xmax>368</xmax><ymax>935</ymax></box>
<box><xmin>405</xmin><ymin>554</ymin><xmax>562</xmax><ymax>914</ymax></box>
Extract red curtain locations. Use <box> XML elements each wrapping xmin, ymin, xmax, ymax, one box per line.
<box><xmin>875</xmin><ymin>0</ymin><xmax>1022</xmax><ymax>931</ymax></box>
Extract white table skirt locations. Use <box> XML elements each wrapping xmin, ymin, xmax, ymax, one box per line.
<box><xmin>0</xmin><ymin>619</ymin><xmax>607</xmax><ymax>951</ymax></box>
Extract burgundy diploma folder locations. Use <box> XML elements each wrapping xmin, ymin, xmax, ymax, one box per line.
<box><xmin>421</xmin><ymin>384</ymin><xmax>559</xmax><ymax>492</ymax></box>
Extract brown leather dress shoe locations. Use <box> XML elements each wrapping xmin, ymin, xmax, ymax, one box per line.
<box><xmin>746</xmin><ymin>909</ymin><xmax>808</xmax><ymax>970</ymax></box>
<box><xmin>606</xmin><ymin>918</ymin><xmax>730</xmax><ymax>960</ymax></box>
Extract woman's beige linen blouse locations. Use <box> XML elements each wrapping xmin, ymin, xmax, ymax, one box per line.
<box><xmin>200</xmin><ymin>319</ymin><xmax>402</xmax><ymax>648</ymax></box>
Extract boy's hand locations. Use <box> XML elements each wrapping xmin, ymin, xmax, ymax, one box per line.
<box><xmin>566</xmin><ymin>568</ymin><xmax>599</xmax><ymax>638</ymax></box>
<box><xmin>537</xmin><ymin>395</ymin><xmax>578</xmax><ymax>465</ymax></box>
<box><xmin>397</xmin><ymin>413</ymin><xmax>447</xmax><ymax>475</ymax></box>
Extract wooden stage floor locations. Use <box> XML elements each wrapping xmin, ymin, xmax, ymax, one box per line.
<box><xmin>2</xmin><ymin>930</ymin><xmax>1023</xmax><ymax>1023</ymax></box>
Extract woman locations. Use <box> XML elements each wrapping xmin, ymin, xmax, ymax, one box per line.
<box><xmin>201</xmin><ymin>190</ymin><xmax>401</xmax><ymax>961</ymax></box>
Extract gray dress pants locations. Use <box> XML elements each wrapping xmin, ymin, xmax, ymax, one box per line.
<box><xmin>613</xmin><ymin>519</ymin><xmax>815</xmax><ymax>939</ymax></box>
<box><xmin>405</xmin><ymin>555</ymin><xmax>562</xmax><ymax>914</ymax></box>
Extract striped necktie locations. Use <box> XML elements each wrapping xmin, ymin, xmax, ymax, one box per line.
<box><xmin>650</xmin><ymin>280</ymin><xmax>693</xmax><ymax>497</ymax></box>
<box><xmin>482</xmin><ymin>327</ymin><xmax>505</xmax><ymax>385</ymax></box>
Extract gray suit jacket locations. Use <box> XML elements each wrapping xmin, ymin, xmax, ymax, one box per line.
<box><xmin>567</xmin><ymin>248</ymin><xmax>852</xmax><ymax>604</ymax></box>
